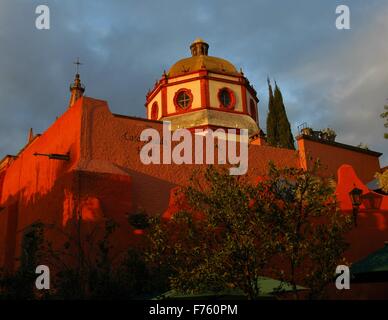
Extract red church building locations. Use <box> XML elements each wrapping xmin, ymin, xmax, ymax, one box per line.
<box><xmin>0</xmin><ymin>39</ymin><xmax>386</xmax><ymax>298</ymax></box>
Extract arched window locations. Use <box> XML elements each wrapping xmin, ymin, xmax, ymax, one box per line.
<box><xmin>218</xmin><ymin>88</ymin><xmax>236</xmax><ymax>109</ymax></box>
<box><xmin>250</xmin><ymin>99</ymin><xmax>257</xmax><ymax>121</ymax></box>
<box><xmin>151</xmin><ymin>102</ymin><xmax>159</xmax><ymax>120</ymax></box>
<box><xmin>174</xmin><ymin>89</ymin><xmax>193</xmax><ymax>111</ymax></box>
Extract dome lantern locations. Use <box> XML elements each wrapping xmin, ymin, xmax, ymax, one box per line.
<box><xmin>190</xmin><ymin>38</ymin><xmax>209</xmax><ymax>56</ymax></box>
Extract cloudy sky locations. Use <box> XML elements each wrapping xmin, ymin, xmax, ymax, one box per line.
<box><xmin>0</xmin><ymin>0</ymin><xmax>387</xmax><ymax>164</ymax></box>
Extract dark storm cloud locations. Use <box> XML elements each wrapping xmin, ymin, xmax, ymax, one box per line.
<box><xmin>0</xmin><ymin>0</ymin><xmax>387</xmax><ymax>164</ymax></box>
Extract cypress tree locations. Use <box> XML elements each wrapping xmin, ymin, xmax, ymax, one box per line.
<box><xmin>266</xmin><ymin>78</ymin><xmax>278</xmax><ymax>147</ymax></box>
<box><xmin>273</xmin><ymin>82</ymin><xmax>295</xmax><ymax>150</ymax></box>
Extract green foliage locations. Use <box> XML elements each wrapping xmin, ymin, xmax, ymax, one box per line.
<box><xmin>266</xmin><ymin>79</ymin><xmax>295</xmax><ymax>149</ymax></box>
<box><xmin>375</xmin><ymin>170</ymin><xmax>388</xmax><ymax>193</ymax></box>
<box><xmin>320</xmin><ymin>128</ymin><xmax>336</xmax><ymax>141</ymax></box>
<box><xmin>0</xmin><ymin>208</ymin><xmax>167</xmax><ymax>300</ymax></box>
<box><xmin>128</xmin><ymin>211</ymin><xmax>150</xmax><ymax>230</ymax></box>
<box><xmin>0</xmin><ymin>222</ymin><xmax>45</xmax><ymax>299</ymax></box>
<box><xmin>42</xmin><ymin>213</ymin><xmax>114</xmax><ymax>298</ymax></box>
<box><xmin>49</xmin><ymin>216</ymin><xmax>157</xmax><ymax>299</ymax></box>
<box><xmin>381</xmin><ymin>105</ymin><xmax>388</xmax><ymax>139</ymax></box>
<box><xmin>147</xmin><ymin>163</ymin><xmax>352</xmax><ymax>299</ymax></box>
<box><xmin>147</xmin><ymin>168</ymin><xmax>271</xmax><ymax>299</ymax></box>
<box><xmin>274</xmin><ymin>84</ymin><xmax>295</xmax><ymax>149</ymax></box>
<box><xmin>52</xmin><ymin>247</ymin><xmax>152</xmax><ymax>300</ymax></box>
<box><xmin>266</xmin><ymin>78</ymin><xmax>278</xmax><ymax>147</ymax></box>
<box><xmin>0</xmin><ymin>163</ymin><xmax>352</xmax><ymax>300</ymax></box>
<box><xmin>262</xmin><ymin>162</ymin><xmax>352</xmax><ymax>299</ymax></box>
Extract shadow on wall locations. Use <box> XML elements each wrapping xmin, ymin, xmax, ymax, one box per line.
<box><xmin>336</xmin><ymin>164</ymin><xmax>388</xmax><ymax>263</ymax></box>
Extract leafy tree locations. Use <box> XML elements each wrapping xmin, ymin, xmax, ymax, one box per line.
<box><xmin>381</xmin><ymin>105</ymin><xmax>388</xmax><ymax>139</ymax></box>
<box><xmin>0</xmin><ymin>212</ymin><xmax>164</xmax><ymax>300</ymax></box>
<box><xmin>0</xmin><ymin>222</ymin><xmax>45</xmax><ymax>299</ymax></box>
<box><xmin>375</xmin><ymin>171</ymin><xmax>388</xmax><ymax>193</ymax></box>
<box><xmin>44</xmin><ymin>215</ymin><xmax>120</xmax><ymax>299</ymax></box>
<box><xmin>147</xmin><ymin>164</ymin><xmax>352</xmax><ymax>300</ymax></box>
<box><xmin>262</xmin><ymin>162</ymin><xmax>352</xmax><ymax>299</ymax></box>
<box><xmin>44</xmin><ymin>211</ymin><xmax>155</xmax><ymax>299</ymax></box>
<box><xmin>147</xmin><ymin>167</ymin><xmax>275</xmax><ymax>299</ymax></box>
<box><xmin>371</xmin><ymin>105</ymin><xmax>388</xmax><ymax>199</ymax></box>
<box><xmin>128</xmin><ymin>211</ymin><xmax>150</xmax><ymax>230</ymax></box>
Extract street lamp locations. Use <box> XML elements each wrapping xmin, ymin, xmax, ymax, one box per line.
<box><xmin>349</xmin><ymin>187</ymin><xmax>363</xmax><ymax>226</ymax></box>
<box><xmin>33</xmin><ymin>152</ymin><xmax>70</xmax><ymax>161</ymax></box>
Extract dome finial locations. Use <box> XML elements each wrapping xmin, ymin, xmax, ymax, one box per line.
<box><xmin>190</xmin><ymin>38</ymin><xmax>209</xmax><ymax>57</ymax></box>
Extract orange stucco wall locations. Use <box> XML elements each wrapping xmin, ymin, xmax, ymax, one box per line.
<box><xmin>0</xmin><ymin>101</ymin><xmax>83</xmax><ymax>270</ymax></box>
<box><xmin>297</xmin><ymin>135</ymin><xmax>381</xmax><ymax>183</ymax></box>
<box><xmin>330</xmin><ymin>165</ymin><xmax>388</xmax><ymax>299</ymax></box>
<box><xmin>0</xmin><ymin>96</ymin><xmax>299</xmax><ymax>271</ymax></box>
<box><xmin>0</xmin><ymin>98</ymin><xmax>132</xmax><ymax>271</ymax></box>
<box><xmin>335</xmin><ymin>165</ymin><xmax>388</xmax><ymax>260</ymax></box>
<box><xmin>79</xmin><ymin>97</ymin><xmax>300</xmax><ymax>217</ymax></box>
<box><xmin>0</xmin><ymin>95</ymin><xmax>385</xmax><ymax>297</ymax></box>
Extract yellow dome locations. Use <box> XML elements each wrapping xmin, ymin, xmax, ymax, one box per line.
<box><xmin>168</xmin><ymin>55</ymin><xmax>240</xmax><ymax>77</ymax></box>
<box><xmin>192</xmin><ymin>37</ymin><xmax>205</xmax><ymax>44</ymax></box>
<box><xmin>168</xmin><ymin>39</ymin><xmax>240</xmax><ymax>77</ymax></box>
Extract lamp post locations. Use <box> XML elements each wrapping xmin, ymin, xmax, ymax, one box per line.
<box><xmin>33</xmin><ymin>152</ymin><xmax>70</xmax><ymax>161</ymax></box>
<box><xmin>349</xmin><ymin>187</ymin><xmax>363</xmax><ymax>226</ymax></box>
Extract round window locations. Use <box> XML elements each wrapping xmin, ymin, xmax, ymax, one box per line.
<box><xmin>174</xmin><ymin>89</ymin><xmax>193</xmax><ymax>110</ymax></box>
<box><xmin>218</xmin><ymin>88</ymin><xmax>235</xmax><ymax>109</ymax></box>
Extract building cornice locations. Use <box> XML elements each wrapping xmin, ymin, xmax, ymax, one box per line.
<box><xmin>296</xmin><ymin>134</ymin><xmax>382</xmax><ymax>157</ymax></box>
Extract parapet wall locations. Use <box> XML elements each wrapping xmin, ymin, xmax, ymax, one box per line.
<box><xmin>297</xmin><ymin>134</ymin><xmax>382</xmax><ymax>183</ymax></box>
